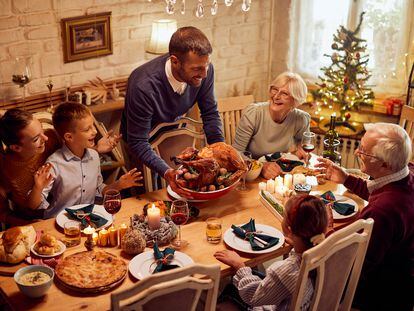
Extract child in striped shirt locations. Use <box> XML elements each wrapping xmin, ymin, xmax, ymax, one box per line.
<box><xmin>214</xmin><ymin>194</ymin><xmax>329</xmax><ymax>310</ymax></box>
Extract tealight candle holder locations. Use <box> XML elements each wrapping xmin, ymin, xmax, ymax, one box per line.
<box><xmin>83</xmin><ymin>225</ymin><xmax>96</xmax><ymax>251</ymax></box>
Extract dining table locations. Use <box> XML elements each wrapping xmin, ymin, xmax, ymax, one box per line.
<box><xmin>0</xmin><ymin>179</ymin><xmax>366</xmax><ymax>311</ymax></box>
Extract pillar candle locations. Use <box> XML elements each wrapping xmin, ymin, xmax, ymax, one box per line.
<box><xmin>266</xmin><ymin>179</ymin><xmax>275</xmax><ymax>193</ymax></box>
<box><xmin>99</xmin><ymin>229</ymin><xmax>108</xmax><ymax>247</ymax></box>
<box><xmin>92</xmin><ymin>232</ymin><xmax>99</xmax><ymax>245</ymax></box>
<box><xmin>108</xmin><ymin>225</ymin><xmax>118</xmax><ymax>247</ymax></box>
<box><xmin>284</xmin><ymin>174</ymin><xmax>293</xmax><ymax>189</ymax></box>
<box><xmin>147</xmin><ymin>204</ymin><xmax>161</xmax><ymax>230</ymax></box>
<box><xmin>275</xmin><ymin>176</ymin><xmax>284</xmax><ymax>188</ymax></box>
<box><xmin>258</xmin><ymin>182</ymin><xmax>266</xmax><ymax>191</ymax></box>
<box><xmin>119</xmin><ymin>223</ymin><xmax>127</xmax><ymax>244</ymax></box>
<box><xmin>83</xmin><ymin>225</ymin><xmax>95</xmax><ymax>238</ymax></box>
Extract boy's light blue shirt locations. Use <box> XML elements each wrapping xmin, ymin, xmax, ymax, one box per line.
<box><xmin>39</xmin><ymin>144</ymin><xmax>106</xmax><ymax>218</ymax></box>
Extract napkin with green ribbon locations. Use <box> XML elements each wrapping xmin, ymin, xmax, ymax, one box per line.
<box><xmin>152</xmin><ymin>243</ymin><xmax>180</xmax><ymax>273</ymax></box>
<box><xmin>65</xmin><ymin>204</ymin><xmax>108</xmax><ymax>228</ymax></box>
<box><xmin>265</xmin><ymin>152</ymin><xmax>304</xmax><ymax>172</ymax></box>
<box><xmin>232</xmin><ymin>219</ymin><xmax>279</xmax><ymax>251</ymax></box>
<box><xmin>321</xmin><ymin>191</ymin><xmax>355</xmax><ymax>216</ymax></box>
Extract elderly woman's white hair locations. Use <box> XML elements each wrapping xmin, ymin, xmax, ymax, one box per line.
<box><xmin>271</xmin><ymin>72</ymin><xmax>308</xmax><ymax>107</ymax></box>
<box><xmin>364</xmin><ymin>123</ymin><xmax>412</xmax><ymax>172</ymax></box>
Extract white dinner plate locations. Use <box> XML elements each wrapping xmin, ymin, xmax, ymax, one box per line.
<box><xmin>55</xmin><ymin>204</ymin><xmax>113</xmax><ymax>230</ymax></box>
<box><xmin>30</xmin><ymin>240</ymin><xmax>66</xmax><ymax>258</ymax></box>
<box><xmin>326</xmin><ymin>194</ymin><xmax>358</xmax><ymax>220</ymax></box>
<box><xmin>223</xmin><ymin>223</ymin><xmax>285</xmax><ymax>254</ymax></box>
<box><xmin>167</xmin><ymin>185</ymin><xmax>207</xmax><ymax>203</ymax></box>
<box><xmin>129</xmin><ymin>250</ymin><xmax>194</xmax><ymax>280</ymax></box>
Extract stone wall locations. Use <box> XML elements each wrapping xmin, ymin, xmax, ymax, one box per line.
<box><xmin>0</xmin><ymin>0</ymin><xmax>290</xmax><ymax>103</ymax></box>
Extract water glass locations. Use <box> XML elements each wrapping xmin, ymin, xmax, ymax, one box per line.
<box><xmin>206</xmin><ymin>217</ymin><xmax>222</xmax><ymax>244</ymax></box>
<box><xmin>64</xmin><ymin>221</ymin><xmax>81</xmax><ymax>247</ymax></box>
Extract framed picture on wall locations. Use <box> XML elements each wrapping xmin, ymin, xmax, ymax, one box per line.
<box><xmin>61</xmin><ymin>12</ymin><xmax>113</xmax><ymax>63</ymax></box>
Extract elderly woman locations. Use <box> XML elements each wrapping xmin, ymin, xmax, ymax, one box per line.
<box><xmin>233</xmin><ymin>72</ymin><xmax>310</xmax><ymax>179</ymax></box>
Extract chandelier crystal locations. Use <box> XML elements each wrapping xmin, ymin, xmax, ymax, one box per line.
<box><xmin>158</xmin><ymin>0</ymin><xmax>251</xmax><ymax>18</ymax></box>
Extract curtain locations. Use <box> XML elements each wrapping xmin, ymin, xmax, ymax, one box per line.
<box><xmin>289</xmin><ymin>0</ymin><xmax>413</xmax><ymax>95</ymax></box>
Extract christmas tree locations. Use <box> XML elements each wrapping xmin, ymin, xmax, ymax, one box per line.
<box><xmin>312</xmin><ymin>12</ymin><xmax>374</xmax><ymax>130</ymax></box>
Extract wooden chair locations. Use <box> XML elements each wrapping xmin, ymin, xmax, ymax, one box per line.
<box><xmin>144</xmin><ymin>117</ymin><xmax>206</xmax><ymax>192</ymax></box>
<box><xmin>399</xmin><ymin>105</ymin><xmax>414</xmax><ymax>158</ymax></box>
<box><xmin>217</xmin><ymin>95</ymin><xmax>254</xmax><ymax>145</ymax></box>
<box><xmin>110</xmin><ymin>264</ymin><xmax>221</xmax><ymax>311</ymax></box>
<box><xmin>290</xmin><ymin>218</ymin><xmax>374</xmax><ymax>311</ymax></box>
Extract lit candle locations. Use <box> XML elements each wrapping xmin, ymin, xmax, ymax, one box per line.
<box><xmin>108</xmin><ymin>225</ymin><xmax>118</xmax><ymax>247</ymax></box>
<box><xmin>83</xmin><ymin>225</ymin><xmax>95</xmax><ymax>236</ymax></box>
<box><xmin>92</xmin><ymin>232</ymin><xmax>99</xmax><ymax>245</ymax></box>
<box><xmin>147</xmin><ymin>204</ymin><xmax>161</xmax><ymax>230</ymax></box>
<box><xmin>266</xmin><ymin>179</ymin><xmax>275</xmax><ymax>193</ymax></box>
<box><xmin>99</xmin><ymin>229</ymin><xmax>108</xmax><ymax>247</ymax></box>
<box><xmin>258</xmin><ymin>182</ymin><xmax>266</xmax><ymax>191</ymax></box>
<box><xmin>275</xmin><ymin>176</ymin><xmax>284</xmax><ymax>192</ymax></box>
<box><xmin>284</xmin><ymin>174</ymin><xmax>293</xmax><ymax>189</ymax></box>
<box><xmin>119</xmin><ymin>223</ymin><xmax>127</xmax><ymax>245</ymax></box>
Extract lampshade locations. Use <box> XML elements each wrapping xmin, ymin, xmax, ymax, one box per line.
<box><xmin>146</xmin><ymin>19</ymin><xmax>177</xmax><ymax>54</ymax></box>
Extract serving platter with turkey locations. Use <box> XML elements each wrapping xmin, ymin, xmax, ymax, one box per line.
<box><xmin>172</xmin><ymin>142</ymin><xmax>247</xmax><ymax>200</ymax></box>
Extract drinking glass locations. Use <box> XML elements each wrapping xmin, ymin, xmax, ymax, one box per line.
<box><xmin>301</xmin><ymin>131</ymin><xmax>316</xmax><ymax>167</ymax></box>
<box><xmin>205</xmin><ymin>217</ymin><xmax>222</xmax><ymax>244</ymax></box>
<box><xmin>236</xmin><ymin>151</ymin><xmax>252</xmax><ymax>191</ymax></box>
<box><xmin>64</xmin><ymin>221</ymin><xmax>81</xmax><ymax>247</ymax></box>
<box><xmin>103</xmin><ymin>189</ymin><xmax>122</xmax><ymax>223</ymax></box>
<box><xmin>12</xmin><ymin>57</ymin><xmax>31</xmax><ymax>105</ymax></box>
<box><xmin>170</xmin><ymin>199</ymin><xmax>189</xmax><ymax>249</ymax></box>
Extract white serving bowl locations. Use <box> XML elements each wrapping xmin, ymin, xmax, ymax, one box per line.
<box><xmin>14</xmin><ymin>265</ymin><xmax>54</xmax><ymax>298</ymax></box>
<box><xmin>245</xmin><ymin>161</ymin><xmax>263</xmax><ymax>182</ymax></box>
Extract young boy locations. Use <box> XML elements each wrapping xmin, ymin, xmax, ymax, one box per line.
<box><xmin>38</xmin><ymin>102</ymin><xmax>142</xmax><ymax>218</ymax></box>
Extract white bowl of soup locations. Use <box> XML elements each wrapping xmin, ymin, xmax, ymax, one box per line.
<box><xmin>14</xmin><ymin>265</ymin><xmax>54</xmax><ymax>298</ymax></box>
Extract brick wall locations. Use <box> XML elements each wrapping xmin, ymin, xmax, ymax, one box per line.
<box><xmin>0</xmin><ymin>0</ymin><xmax>291</xmax><ymax>104</ymax></box>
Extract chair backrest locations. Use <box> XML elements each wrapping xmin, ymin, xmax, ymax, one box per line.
<box><xmin>111</xmin><ymin>264</ymin><xmax>221</xmax><ymax>311</ymax></box>
<box><xmin>399</xmin><ymin>105</ymin><xmax>414</xmax><ymax>158</ymax></box>
<box><xmin>144</xmin><ymin>117</ymin><xmax>206</xmax><ymax>192</ymax></box>
<box><xmin>217</xmin><ymin>95</ymin><xmax>254</xmax><ymax>145</ymax></box>
<box><xmin>290</xmin><ymin>218</ymin><xmax>374</xmax><ymax>311</ymax></box>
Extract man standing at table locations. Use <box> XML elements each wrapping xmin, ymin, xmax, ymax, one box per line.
<box><xmin>317</xmin><ymin>123</ymin><xmax>414</xmax><ymax>311</ymax></box>
<box><xmin>121</xmin><ymin>26</ymin><xmax>223</xmax><ymax>196</ymax></box>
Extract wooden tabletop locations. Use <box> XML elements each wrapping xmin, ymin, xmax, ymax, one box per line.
<box><xmin>0</xmin><ymin>180</ymin><xmax>366</xmax><ymax>311</ymax></box>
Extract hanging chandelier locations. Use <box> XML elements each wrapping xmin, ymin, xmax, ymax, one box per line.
<box><xmin>152</xmin><ymin>0</ymin><xmax>252</xmax><ymax>17</ymax></box>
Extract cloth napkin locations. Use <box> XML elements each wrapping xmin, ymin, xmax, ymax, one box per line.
<box><xmin>152</xmin><ymin>243</ymin><xmax>180</xmax><ymax>273</ymax></box>
<box><xmin>65</xmin><ymin>204</ymin><xmax>108</xmax><ymax>228</ymax></box>
<box><xmin>321</xmin><ymin>191</ymin><xmax>355</xmax><ymax>216</ymax></box>
<box><xmin>265</xmin><ymin>152</ymin><xmax>304</xmax><ymax>172</ymax></box>
<box><xmin>231</xmin><ymin>219</ymin><xmax>279</xmax><ymax>251</ymax></box>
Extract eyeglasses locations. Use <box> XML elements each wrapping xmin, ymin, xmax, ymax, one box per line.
<box><xmin>355</xmin><ymin>146</ymin><xmax>381</xmax><ymax>160</ymax></box>
<box><xmin>269</xmin><ymin>86</ymin><xmax>291</xmax><ymax>99</ymax></box>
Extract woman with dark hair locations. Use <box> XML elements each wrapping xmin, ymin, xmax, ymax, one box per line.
<box><xmin>214</xmin><ymin>195</ymin><xmax>328</xmax><ymax>310</ymax></box>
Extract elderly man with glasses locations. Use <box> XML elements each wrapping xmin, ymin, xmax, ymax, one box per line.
<box><xmin>317</xmin><ymin>123</ymin><xmax>414</xmax><ymax>311</ymax></box>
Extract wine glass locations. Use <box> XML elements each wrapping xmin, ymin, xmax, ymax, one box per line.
<box><xmin>12</xmin><ymin>57</ymin><xmax>31</xmax><ymax>106</ymax></box>
<box><xmin>301</xmin><ymin>131</ymin><xmax>316</xmax><ymax>167</ymax></box>
<box><xmin>236</xmin><ymin>151</ymin><xmax>252</xmax><ymax>191</ymax></box>
<box><xmin>103</xmin><ymin>189</ymin><xmax>122</xmax><ymax>222</ymax></box>
<box><xmin>170</xmin><ymin>199</ymin><xmax>189</xmax><ymax>249</ymax></box>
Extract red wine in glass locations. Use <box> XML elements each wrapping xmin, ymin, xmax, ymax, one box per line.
<box><xmin>302</xmin><ymin>143</ymin><xmax>315</xmax><ymax>153</ymax></box>
<box><xmin>104</xmin><ymin>199</ymin><xmax>121</xmax><ymax>215</ymax></box>
<box><xmin>103</xmin><ymin>189</ymin><xmax>122</xmax><ymax>220</ymax></box>
<box><xmin>171</xmin><ymin>212</ymin><xmax>188</xmax><ymax>225</ymax></box>
<box><xmin>170</xmin><ymin>200</ymin><xmax>189</xmax><ymax>249</ymax></box>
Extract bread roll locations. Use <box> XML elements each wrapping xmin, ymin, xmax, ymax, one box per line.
<box><xmin>0</xmin><ymin>226</ymin><xmax>36</xmax><ymax>264</ymax></box>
